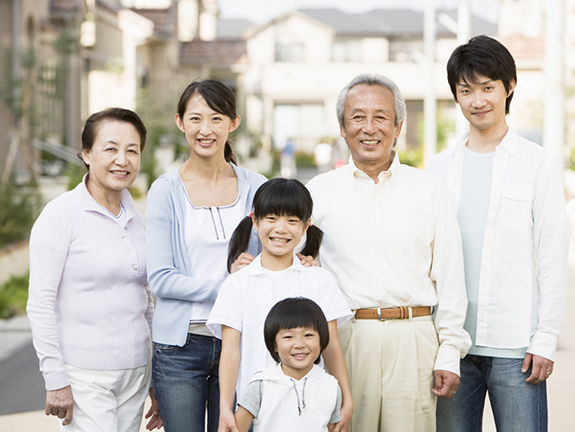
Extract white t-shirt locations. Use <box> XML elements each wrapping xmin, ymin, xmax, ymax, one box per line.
<box><xmin>206</xmin><ymin>255</ymin><xmax>352</xmax><ymax>400</ymax></box>
<box><xmin>182</xmin><ymin>177</ymin><xmax>246</xmax><ymax>324</ymax></box>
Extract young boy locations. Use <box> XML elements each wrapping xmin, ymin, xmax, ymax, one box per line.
<box><xmin>427</xmin><ymin>35</ymin><xmax>569</xmax><ymax>431</ymax></box>
<box><xmin>234</xmin><ymin>297</ymin><xmax>342</xmax><ymax>432</ymax></box>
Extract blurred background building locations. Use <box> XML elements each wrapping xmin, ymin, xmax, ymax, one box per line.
<box><xmin>1</xmin><ymin>0</ymin><xmax>574</xmax><ymax>184</ymax></box>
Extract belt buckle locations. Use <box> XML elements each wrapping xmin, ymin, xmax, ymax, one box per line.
<box><xmin>376</xmin><ymin>307</ymin><xmax>389</xmax><ymax>321</ymax></box>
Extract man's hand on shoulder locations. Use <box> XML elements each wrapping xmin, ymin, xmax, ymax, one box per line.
<box><xmin>432</xmin><ymin>370</ymin><xmax>459</xmax><ymax>399</ymax></box>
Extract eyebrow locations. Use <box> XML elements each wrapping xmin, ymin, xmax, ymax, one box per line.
<box><xmin>457</xmin><ymin>79</ymin><xmax>494</xmax><ymax>87</ymax></box>
<box><xmin>102</xmin><ymin>140</ymin><xmax>140</xmax><ymax>147</ymax></box>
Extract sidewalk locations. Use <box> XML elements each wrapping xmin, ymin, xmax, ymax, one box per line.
<box><xmin>1</xmin><ymin>256</ymin><xmax>574</xmax><ymax>431</ymax></box>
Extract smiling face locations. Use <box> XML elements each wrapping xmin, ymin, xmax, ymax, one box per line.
<box><xmin>82</xmin><ymin>120</ymin><xmax>141</xmax><ymax>201</ymax></box>
<box><xmin>175</xmin><ymin>93</ymin><xmax>240</xmax><ymax>162</ymax></box>
<box><xmin>455</xmin><ymin>74</ymin><xmax>514</xmax><ymax>135</ymax></box>
<box><xmin>275</xmin><ymin>326</ymin><xmax>321</xmax><ymax>380</ymax></box>
<box><xmin>253</xmin><ymin>214</ymin><xmax>309</xmax><ymax>271</ymax></box>
<box><xmin>340</xmin><ymin>83</ymin><xmax>403</xmax><ymax>173</ymax></box>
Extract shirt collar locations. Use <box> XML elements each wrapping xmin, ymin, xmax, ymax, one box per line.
<box><xmin>454</xmin><ymin>127</ymin><xmax>518</xmax><ymax>157</ymax></box>
<box><xmin>78</xmin><ymin>173</ymin><xmax>137</xmax><ymax>222</ymax></box>
<box><xmin>247</xmin><ymin>254</ymin><xmax>306</xmax><ymax>275</ymax></box>
<box><xmin>346</xmin><ymin>150</ymin><xmax>401</xmax><ymax>188</ymax></box>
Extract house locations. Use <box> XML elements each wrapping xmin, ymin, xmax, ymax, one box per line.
<box><xmin>240</xmin><ymin>8</ymin><xmax>497</xmax><ymax>154</ymax></box>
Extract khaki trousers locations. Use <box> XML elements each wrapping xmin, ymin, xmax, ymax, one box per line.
<box><xmin>339</xmin><ymin>315</ymin><xmax>439</xmax><ymax>432</ymax></box>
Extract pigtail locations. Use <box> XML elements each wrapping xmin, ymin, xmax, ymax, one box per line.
<box><xmin>224</xmin><ymin>141</ymin><xmax>237</xmax><ymax>165</ymax></box>
<box><xmin>227</xmin><ymin>216</ymin><xmax>254</xmax><ymax>272</ymax></box>
<box><xmin>299</xmin><ymin>225</ymin><xmax>323</xmax><ymax>259</ymax></box>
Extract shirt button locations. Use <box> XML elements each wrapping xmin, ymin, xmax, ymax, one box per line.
<box><xmin>129</xmin><ymin>249</ymin><xmax>135</xmax><ymax>255</ymax></box>
<box><xmin>132</xmin><ymin>265</ymin><xmax>139</xmax><ymax>271</ymax></box>
<box><xmin>122</xmin><ymin>236</ymin><xmax>128</xmax><ymax>241</ymax></box>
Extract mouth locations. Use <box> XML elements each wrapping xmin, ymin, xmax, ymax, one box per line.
<box><xmin>270</xmin><ymin>237</ymin><xmax>290</xmax><ymax>243</ymax></box>
<box><xmin>360</xmin><ymin>140</ymin><xmax>379</xmax><ymax>146</ymax></box>
<box><xmin>198</xmin><ymin>139</ymin><xmax>215</xmax><ymax>146</ymax></box>
<box><xmin>472</xmin><ymin>110</ymin><xmax>491</xmax><ymax>117</ymax></box>
<box><xmin>110</xmin><ymin>170</ymin><xmax>129</xmax><ymax>177</ymax></box>
<box><xmin>291</xmin><ymin>353</ymin><xmax>309</xmax><ymax>360</ymax></box>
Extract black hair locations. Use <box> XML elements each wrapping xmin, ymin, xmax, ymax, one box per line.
<box><xmin>177</xmin><ymin>79</ymin><xmax>238</xmax><ymax>164</ymax></box>
<box><xmin>79</xmin><ymin>107</ymin><xmax>147</xmax><ymax>169</ymax></box>
<box><xmin>227</xmin><ymin>178</ymin><xmax>323</xmax><ymax>272</ymax></box>
<box><xmin>447</xmin><ymin>35</ymin><xmax>517</xmax><ymax>114</ymax></box>
<box><xmin>264</xmin><ymin>297</ymin><xmax>330</xmax><ymax>364</ymax></box>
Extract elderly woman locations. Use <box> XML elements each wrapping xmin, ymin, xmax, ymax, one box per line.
<box><xmin>27</xmin><ymin>108</ymin><xmax>161</xmax><ymax>431</ymax></box>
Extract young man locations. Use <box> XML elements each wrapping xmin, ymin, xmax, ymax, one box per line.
<box><xmin>427</xmin><ymin>35</ymin><xmax>569</xmax><ymax>431</ymax></box>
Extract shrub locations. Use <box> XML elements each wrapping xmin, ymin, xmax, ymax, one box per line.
<box><xmin>0</xmin><ymin>273</ymin><xmax>29</xmax><ymax>319</ymax></box>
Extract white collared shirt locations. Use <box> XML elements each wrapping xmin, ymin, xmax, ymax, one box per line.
<box><xmin>427</xmin><ymin>128</ymin><xmax>569</xmax><ymax>361</ymax></box>
<box><xmin>206</xmin><ymin>255</ymin><xmax>352</xmax><ymax>400</ymax></box>
<box><xmin>307</xmin><ymin>153</ymin><xmax>471</xmax><ymax>375</ymax></box>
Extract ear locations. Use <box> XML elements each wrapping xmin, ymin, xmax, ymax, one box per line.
<box><xmin>394</xmin><ymin>121</ymin><xmax>404</xmax><ymax>139</ymax></box>
<box><xmin>302</xmin><ymin>218</ymin><xmax>311</xmax><ymax>233</ymax></box>
<box><xmin>81</xmin><ymin>149</ymin><xmax>91</xmax><ymax>167</ymax></box>
<box><xmin>229</xmin><ymin>115</ymin><xmax>241</xmax><ymax>133</ymax></box>
<box><xmin>175</xmin><ymin>113</ymin><xmax>185</xmax><ymax>133</ymax></box>
<box><xmin>252</xmin><ymin>215</ymin><xmax>259</xmax><ymax>231</ymax></box>
<box><xmin>339</xmin><ymin>124</ymin><xmax>346</xmax><ymax>139</ymax></box>
<box><xmin>507</xmin><ymin>80</ymin><xmax>516</xmax><ymax>97</ymax></box>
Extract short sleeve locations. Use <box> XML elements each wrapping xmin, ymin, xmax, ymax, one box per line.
<box><xmin>316</xmin><ymin>269</ymin><xmax>353</xmax><ymax>327</ymax></box>
<box><xmin>206</xmin><ymin>273</ymin><xmax>245</xmax><ymax>339</ymax></box>
<box><xmin>329</xmin><ymin>384</ymin><xmax>342</xmax><ymax>424</ymax></box>
<box><xmin>237</xmin><ymin>380</ymin><xmax>263</xmax><ymax>418</ymax></box>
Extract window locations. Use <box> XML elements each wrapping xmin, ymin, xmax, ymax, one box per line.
<box><xmin>389</xmin><ymin>39</ymin><xmax>423</xmax><ymax>62</ymax></box>
<box><xmin>275</xmin><ymin>43</ymin><xmax>305</xmax><ymax>62</ymax></box>
<box><xmin>331</xmin><ymin>40</ymin><xmax>361</xmax><ymax>62</ymax></box>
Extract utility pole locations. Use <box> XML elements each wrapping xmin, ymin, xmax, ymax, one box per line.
<box><xmin>543</xmin><ymin>0</ymin><xmax>565</xmax><ymax>166</ymax></box>
<box><xmin>423</xmin><ymin>0</ymin><xmax>437</xmax><ymax>165</ymax></box>
<box><xmin>456</xmin><ymin>0</ymin><xmax>470</xmax><ymax>138</ymax></box>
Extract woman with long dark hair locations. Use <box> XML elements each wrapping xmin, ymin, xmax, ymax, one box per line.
<box><xmin>145</xmin><ymin>80</ymin><xmax>267</xmax><ymax>431</ymax></box>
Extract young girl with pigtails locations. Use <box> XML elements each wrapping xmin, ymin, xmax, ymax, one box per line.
<box><xmin>206</xmin><ymin>178</ymin><xmax>354</xmax><ymax>432</ymax></box>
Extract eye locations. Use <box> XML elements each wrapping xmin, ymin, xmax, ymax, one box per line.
<box><xmin>485</xmin><ymin>86</ymin><xmax>494</xmax><ymax>91</ymax></box>
<box><xmin>266</xmin><ymin>215</ymin><xmax>277</xmax><ymax>221</ymax></box>
<box><xmin>212</xmin><ymin>116</ymin><xmax>223</xmax><ymax>121</ymax></box>
<box><xmin>288</xmin><ymin>217</ymin><xmax>301</xmax><ymax>224</ymax></box>
<box><xmin>189</xmin><ymin>116</ymin><xmax>200</xmax><ymax>122</ymax></box>
<box><xmin>105</xmin><ymin>147</ymin><xmax>116</xmax><ymax>152</ymax></box>
<box><xmin>352</xmin><ymin>115</ymin><xmax>365</xmax><ymax>121</ymax></box>
<box><xmin>129</xmin><ymin>149</ymin><xmax>139</xmax><ymax>154</ymax></box>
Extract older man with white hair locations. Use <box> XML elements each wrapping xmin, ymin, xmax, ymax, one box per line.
<box><xmin>307</xmin><ymin>73</ymin><xmax>471</xmax><ymax>432</ymax></box>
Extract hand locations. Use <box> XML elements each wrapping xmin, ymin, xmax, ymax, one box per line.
<box><xmin>231</xmin><ymin>252</ymin><xmax>255</xmax><ymax>273</ymax></box>
<box><xmin>46</xmin><ymin>386</ymin><xmax>74</xmax><ymax>425</ymax></box>
<box><xmin>332</xmin><ymin>400</ymin><xmax>353</xmax><ymax>432</ymax></box>
<box><xmin>522</xmin><ymin>353</ymin><xmax>554</xmax><ymax>384</ymax></box>
<box><xmin>218</xmin><ymin>408</ymin><xmax>239</xmax><ymax>432</ymax></box>
<box><xmin>296</xmin><ymin>253</ymin><xmax>318</xmax><ymax>267</ymax></box>
<box><xmin>145</xmin><ymin>388</ymin><xmax>163</xmax><ymax>430</ymax></box>
<box><xmin>432</xmin><ymin>370</ymin><xmax>459</xmax><ymax>398</ymax></box>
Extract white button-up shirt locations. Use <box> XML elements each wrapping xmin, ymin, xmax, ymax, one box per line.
<box><xmin>307</xmin><ymin>153</ymin><xmax>471</xmax><ymax>374</ymax></box>
<box><xmin>427</xmin><ymin>128</ymin><xmax>569</xmax><ymax>361</ymax></box>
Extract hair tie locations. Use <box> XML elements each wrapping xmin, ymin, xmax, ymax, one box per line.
<box><xmin>248</xmin><ymin>211</ymin><xmax>253</xmax><ymax>218</ymax></box>
<box><xmin>309</xmin><ymin>220</ymin><xmax>313</xmax><ymax>227</ymax></box>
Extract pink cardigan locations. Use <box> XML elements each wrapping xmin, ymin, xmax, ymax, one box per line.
<box><xmin>27</xmin><ymin>177</ymin><xmax>153</xmax><ymax>391</ymax></box>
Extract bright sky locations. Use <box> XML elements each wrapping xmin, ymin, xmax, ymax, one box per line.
<box><xmin>218</xmin><ymin>0</ymin><xmax>499</xmax><ymax>24</ymax></box>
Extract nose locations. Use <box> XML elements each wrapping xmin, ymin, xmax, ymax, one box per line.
<box><xmin>274</xmin><ymin>219</ymin><xmax>287</xmax><ymax>233</ymax></box>
<box><xmin>471</xmin><ymin>91</ymin><xmax>486</xmax><ymax>108</ymax></box>
<box><xmin>362</xmin><ymin>116</ymin><xmax>377</xmax><ymax>134</ymax></box>
<box><xmin>115</xmin><ymin>150</ymin><xmax>128</xmax><ymax>166</ymax></box>
<box><xmin>198</xmin><ymin>119</ymin><xmax>211</xmax><ymax>135</ymax></box>
<box><xmin>293</xmin><ymin>336</ymin><xmax>305</xmax><ymax>348</ymax></box>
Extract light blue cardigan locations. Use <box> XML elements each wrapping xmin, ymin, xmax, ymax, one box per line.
<box><xmin>145</xmin><ymin>165</ymin><xmax>267</xmax><ymax>346</ymax></box>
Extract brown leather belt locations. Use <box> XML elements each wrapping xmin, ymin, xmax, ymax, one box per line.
<box><xmin>354</xmin><ymin>306</ymin><xmax>432</xmax><ymax>320</ymax></box>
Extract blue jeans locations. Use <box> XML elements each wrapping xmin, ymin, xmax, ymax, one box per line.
<box><xmin>153</xmin><ymin>333</ymin><xmax>221</xmax><ymax>432</ymax></box>
<box><xmin>436</xmin><ymin>355</ymin><xmax>547</xmax><ymax>432</ymax></box>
